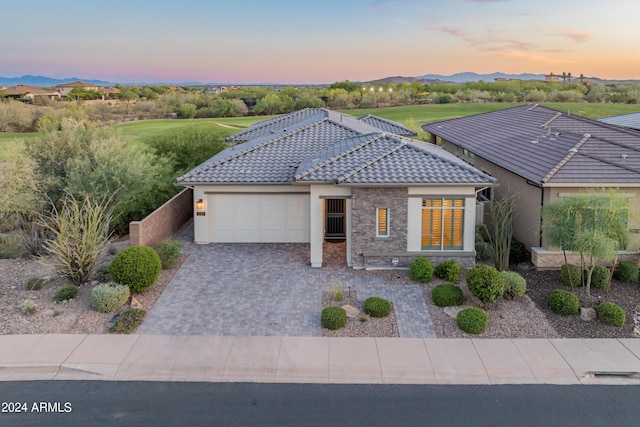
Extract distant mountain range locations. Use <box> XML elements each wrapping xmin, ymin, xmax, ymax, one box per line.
<box><xmin>1</xmin><ymin>72</ymin><xmax>637</xmax><ymax>87</ymax></box>
<box><xmin>0</xmin><ymin>75</ymin><xmax>113</xmax><ymax>87</ymax></box>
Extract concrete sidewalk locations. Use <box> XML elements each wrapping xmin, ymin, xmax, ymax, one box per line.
<box><xmin>2</xmin><ymin>335</ymin><xmax>640</xmax><ymax>385</ymax></box>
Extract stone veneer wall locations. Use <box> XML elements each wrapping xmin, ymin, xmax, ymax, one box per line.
<box><xmin>129</xmin><ymin>188</ymin><xmax>193</xmax><ymax>247</ymax></box>
<box><xmin>351</xmin><ymin>187</ymin><xmax>408</xmax><ymax>269</ymax></box>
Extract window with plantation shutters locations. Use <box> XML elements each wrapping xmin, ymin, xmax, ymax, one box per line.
<box><xmin>376</xmin><ymin>207</ymin><xmax>388</xmax><ymax>237</ymax></box>
<box><xmin>421</xmin><ymin>198</ymin><xmax>464</xmax><ymax>250</ymax></box>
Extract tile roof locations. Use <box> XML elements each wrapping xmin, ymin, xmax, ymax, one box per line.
<box><xmin>598</xmin><ymin>112</ymin><xmax>640</xmax><ymax>131</ymax></box>
<box><xmin>2</xmin><ymin>85</ymin><xmax>58</xmax><ymax>96</ymax></box>
<box><xmin>177</xmin><ymin>109</ymin><xmax>494</xmax><ymax>187</ymax></box>
<box><xmin>422</xmin><ymin>104</ymin><xmax>640</xmax><ymax>185</ymax></box>
<box><xmin>227</xmin><ymin>108</ymin><xmax>415</xmax><ymax>142</ymax></box>
<box><xmin>55</xmin><ymin>81</ymin><xmax>97</xmax><ymax>88</ymax></box>
<box><xmin>295</xmin><ymin>133</ymin><xmax>495</xmax><ymax>185</ymax></box>
<box><xmin>357</xmin><ymin>114</ymin><xmax>417</xmax><ymax>136</ymax></box>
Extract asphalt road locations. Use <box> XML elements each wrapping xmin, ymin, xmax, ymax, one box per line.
<box><xmin>1</xmin><ymin>381</ymin><xmax>639</xmax><ymax>426</ymax></box>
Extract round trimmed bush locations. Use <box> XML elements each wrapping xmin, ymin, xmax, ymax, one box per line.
<box><xmin>91</xmin><ymin>282</ymin><xmax>131</xmax><ymax>313</ymax></box>
<box><xmin>501</xmin><ymin>271</ymin><xmax>527</xmax><ymax>299</ymax></box>
<box><xmin>456</xmin><ymin>307</ymin><xmax>488</xmax><ymax>334</ymax></box>
<box><xmin>466</xmin><ymin>264</ymin><xmax>506</xmax><ymax>304</ymax></box>
<box><xmin>435</xmin><ymin>260</ymin><xmax>463</xmax><ymax>283</ymax></box>
<box><xmin>560</xmin><ymin>264</ymin><xmax>582</xmax><ymax>287</ymax></box>
<box><xmin>410</xmin><ymin>257</ymin><xmax>434</xmax><ymax>283</ymax></box>
<box><xmin>364</xmin><ymin>296</ymin><xmax>392</xmax><ymax>318</ymax></box>
<box><xmin>614</xmin><ymin>261</ymin><xmax>638</xmax><ymax>283</ymax></box>
<box><xmin>597</xmin><ymin>302</ymin><xmax>626</xmax><ymax>327</ymax></box>
<box><xmin>509</xmin><ymin>239</ymin><xmax>527</xmax><ymax>264</ymax></box>
<box><xmin>548</xmin><ymin>289</ymin><xmax>579</xmax><ymax>315</ymax></box>
<box><xmin>321</xmin><ymin>306</ymin><xmax>347</xmax><ymax>330</ymax></box>
<box><xmin>109</xmin><ymin>245</ymin><xmax>162</xmax><ymax>292</ymax></box>
<box><xmin>591</xmin><ymin>265</ymin><xmax>610</xmax><ymax>290</ymax></box>
<box><xmin>432</xmin><ymin>284</ymin><xmax>464</xmax><ymax>307</ymax></box>
<box><xmin>54</xmin><ymin>285</ymin><xmax>78</xmax><ymax>302</ymax></box>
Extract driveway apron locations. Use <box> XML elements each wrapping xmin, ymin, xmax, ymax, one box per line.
<box><xmin>138</xmin><ymin>240</ymin><xmax>435</xmax><ymax>338</ymax></box>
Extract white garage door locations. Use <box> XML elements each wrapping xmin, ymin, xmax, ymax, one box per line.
<box><xmin>208</xmin><ymin>193</ymin><xmax>310</xmax><ymax>243</ymax></box>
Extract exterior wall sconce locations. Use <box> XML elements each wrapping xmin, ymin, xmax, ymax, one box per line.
<box><xmin>196</xmin><ymin>199</ymin><xmax>205</xmax><ymax>210</ymax></box>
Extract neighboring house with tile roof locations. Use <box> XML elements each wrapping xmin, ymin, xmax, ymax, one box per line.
<box><xmin>177</xmin><ymin>108</ymin><xmax>495</xmax><ymax>269</ymax></box>
<box><xmin>423</xmin><ymin>104</ymin><xmax>640</xmax><ymax>268</ymax></box>
<box><xmin>55</xmin><ymin>81</ymin><xmax>100</xmax><ymax>97</ymax></box>
<box><xmin>1</xmin><ymin>85</ymin><xmax>61</xmax><ymax>101</ymax></box>
<box><xmin>599</xmin><ymin>112</ymin><xmax>640</xmax><ymax>132</ymax></box>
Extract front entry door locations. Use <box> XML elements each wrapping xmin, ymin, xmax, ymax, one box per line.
<box><xmin>325</xmin><ymin>199</ymin><xmax>345</xmax><ymax>239</ymax></box>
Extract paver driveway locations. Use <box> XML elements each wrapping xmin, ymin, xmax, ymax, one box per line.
<box><xmin>139</xmin><ymin>238</ymin><xmax>435</xmax><ymax>338</ymax></box>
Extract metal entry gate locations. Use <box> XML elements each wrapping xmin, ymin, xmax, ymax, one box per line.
<box><xmin>325</xmin><ymin>199</ymin><xmax>345</xmax><ymax>239</ymax></box>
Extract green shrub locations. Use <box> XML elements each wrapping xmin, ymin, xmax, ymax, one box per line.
<box><xmin>509</xmin><ymin>239</ymin><xmax>527</xmax><ymax>264</ymax></box>
<box><xmin>548</xmin><ymin>289</ymin><xmax>579</xmax><ymax>315</ymax></box>
<box><xmin>109</xmin><ymin>245</ymin><xmax>162</xmax><ymax>292</ymax></box>
<box><xmin>410</xmin><ymin>257</ymin><xmax>434</xmax><ymax>283</ymax></box>
<box><xmin>321</xmin><ymin>306</ymin><xmax>347</xmax><ymax>330</ymax></box>
<box><xmin>109</xmin><ymin>308</ymin><xmax>146</xmax><ymax>334</ymax></box>
<box><xmin>25</xmin><ymin>277</ymin><xmax>46</xmax><ymax>291</ymax></box>
<box><xmin>560</xmin><ymin>264</ymin><xmax>582</xmax><ymax>287</ymax></box>
<box><xmin>431</xmin><ymin>284</ymin><xmax>464</xmax><ymax>307</ymax></box>
<box><xmin>54</xmin><ymin>285</ymin><xmax>78</xmax><ymax>302</ymax></box>
<box><xmin>614</xmin><ymin>261</ymin><xmax>638</xmax><ymax>283</ymax></box>
<box><xmin>153</xmin><ymin>239</ymin><xmax>182</xmax><ymax>269</ymax></box>
<box><xmin>0</xmin><ymin>233</ymin><xmax>25</xmax><ymax>259</ymax></box>
<box><xmin>94</xmin><ymin>262</ymin><xmax>111</xmax><ymax>282</ymax></box>
<box><xmin>456</xmin><ymin>307</ymin><xmax>488</xmax><ymax>334</ymax></box>
<box><xmin>364</xmin><ymin>297</ymin><xmax>392</xmax><ymax>318</ymax></box>
<box><xmin>501</xmin><ymin>271</ymin><xmax>527</xmax><ymax>299</ymax></box>
<box><xmin>466</xmin><ymin>264</ymin><xmax>506</xmax><ymax>304</ymax></box>
<box><xmin>597</xmin><ymin>302</ymin><xmax>626</xmax><ymax>327</ymax></box>
<box><xmin>435</xmin><ymin>260</ymin><xmax>463</xmax><ymax>283</ymax></box>
<box><xmin>91</xmin><ymin>282</ymin><xmax>131</xmax><ymax>313</ymax></box>
<box><xmin>21</xmin><ymin>299</ymin><xmax>37</xmax><ymax>315</ymax></box>
<box><xmin>591</xmin><ymin>265</ymin><xmax>610</xmax><ymax>290</ymax></box>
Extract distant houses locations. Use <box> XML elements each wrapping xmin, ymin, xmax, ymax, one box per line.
<box><xmin>1</xmin><ymin>80</ymin><xmax>120</xmax><ymax>102</ymax></box>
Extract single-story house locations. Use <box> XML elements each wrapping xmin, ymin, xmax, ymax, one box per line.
<box><xmin>423</xmin><ymin>104</ymin><xmax>640</xmax><ymax>268</ymax></box>
<box><xmin>176</xmin><ymin>108</ymin><xmax>495</xmax><ymax>269</ymax></box>
<box><xmin>55</xmin><ymin>81</ymin><xmax>100</xmax><ymax>97</ymax></box>
<box><xmin>1</xmin><ymin>85</ymin><xmax>61</xmax><ymax>101</ymax></box>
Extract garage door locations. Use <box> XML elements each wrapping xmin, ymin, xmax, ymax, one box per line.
<box><xmin>208</xmin><ymin>193</ymin><xmax>310</xmax><ymax>243</ymax></box>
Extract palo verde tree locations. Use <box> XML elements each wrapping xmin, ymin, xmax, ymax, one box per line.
<box><xmin>542</xmin><ymin>189</ymin><xmax>631</xmax><ymax>296</ymax></box>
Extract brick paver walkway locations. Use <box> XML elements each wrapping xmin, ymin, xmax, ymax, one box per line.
<box><xmin>138</xmin><ymin>227</ymin><xmax>435</xmax><ymax>338</ymax></box>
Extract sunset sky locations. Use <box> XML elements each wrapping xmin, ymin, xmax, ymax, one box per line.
<box><xmin>2</xmin><ymin>0</ymin><xmax>639</xmax><ymax>84</ymax></box>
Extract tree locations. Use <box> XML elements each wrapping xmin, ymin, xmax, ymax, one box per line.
<box><xmin>252</xmin><ymin>93</ymin><xmax>294</xmax><ymax>115</ymax></box>
<box><xmin>488</xmin><ymin>193</ymin><xmax>518</xmax><ymax>271</ymax></box>
<box><xmin>542</xmin><ymin>190</ymin><xmax>631</xmax><ymax>296</ymax></box>
<box><xmin>328</xmin><ymin>80</ymin><xmax>361</xmax><ymax>92</ymax></box>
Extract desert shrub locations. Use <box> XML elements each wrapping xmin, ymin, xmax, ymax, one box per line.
<box><xmin>21</xmin><ymin>299</ymin><xmax>37</xmax><ymax>315</ymax></box>
<box><xmin>109</xmin><ymin>308</ymin><xmax>146</xmax><ymax>334</ymax></box>
<box><xmin>109</xmin><ymin>245</ymin><xmax>162</xmax><ymax>292</ymax></box>
<box><xmin>94</xmin><ymin>262</ymin><xmax>111</xmax><ymax>282</ymax></box>
<box><xmin>91</xmin><ymin>282</ymin><xmax>131</xmax><ymax>313</ymax></box>
<box><xmin>153</xmin><ymin>239</ymin><xmax>182</xmax><ymax>269</ymax></box>
<box><xmin>38</xmin><ymin>193</ymin><xmax>113</xmax><ymax>285</ymax></box>
<box><xmin>364</xmin><ymin>297</ymin><xmax>392</xmax><ymax>318</ymax></box>
<box><xmin>548</xmin><ymin>289</ymin><xmax>579</xmax><ymax>315</ymax></box>
<box><xmin>331</xmin><ymin>281</ymin><xmax>343</xmax><ymax>302</ymax></box>
<box><xmin>501</xmin><ymin>271</ymin><xmax>527</xmax><ymax>299</ymax></box>
<box><xmin>456</xmin><ymin>307</ymin><xmax>488</xmax><ymax>334</ymax></box>
<box><xmin>614</xmin><ymin>261</ymin><xmax>638</xmax><ymax>283</ymax></box>
<box><xmin>591</xmin><ymin>265</ymin><xmax>610</xmax><ymax>290</ymax></box>
<box><xmin>410</xmin><ymin>257</ymin><xmax>434</xmax><ymax>283</ymax></box>
<box><xmin>466</xmin><ymin>264</ymin><xmax>506</xmax><ymax>304</ymax></box>
<box><xmin>597</xmin><ymin>302</ymin><xmax>626</xmax><ymax>327</ymax></box>
<box><xmin>560</xmin><ymin>264</ymin><xmax>582</xmax><ymax>287</ymax></box>
<box><xmin>435</xmin><ymin>260</ymin><xmax>463</xmax><ymax>283</ymax></box>
<box><xmin>54</xmin><ymin>285</ymin><xmax>78</xmax><ymax>302</ymax></box>
<box><xmin>321</xmin><ymin>306</ymin><xmax>347</xmax><ymax>330</ymax></box>
<box><xmin>509</xmin><ymin>239</ymin><xmax>527</xmax><ymax>264</ymax></box>
<box><xmin>0</xmin><ymin>233</ymin><xmax>25</xmax><ymax>258</ymax></box>
<box><xmin>18</xmin><ymin>219</ymin><xmax>48</xmax><ymax>256</ymax></box>
<box><xmin>25</xmin><ymin>277</ymin><xmax>46</xmax><ymax>291</ymax></box>
<box><xmin>431</xmin><ymin>284</ymin><xmax>464</xmax><ymax>307</ymax></box>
